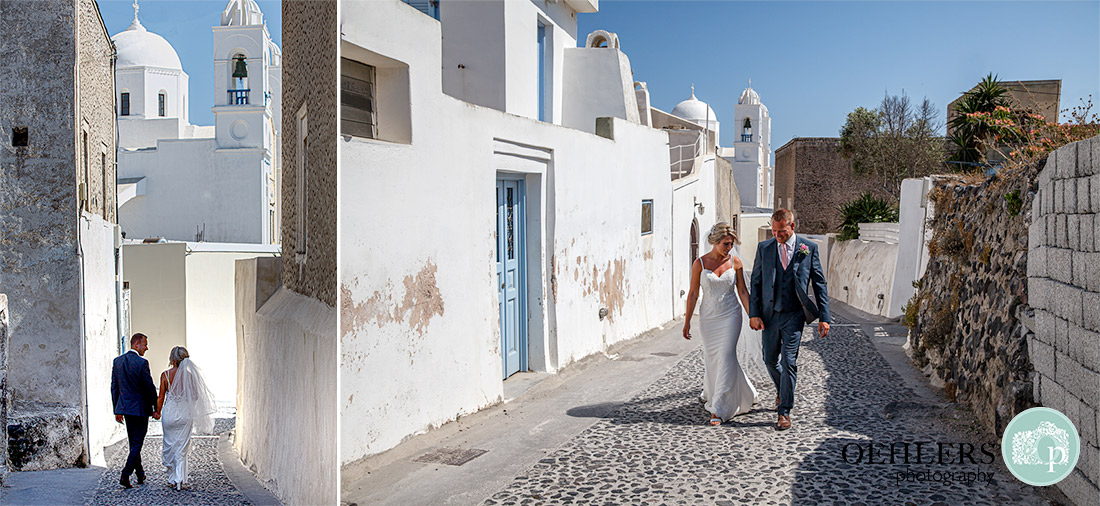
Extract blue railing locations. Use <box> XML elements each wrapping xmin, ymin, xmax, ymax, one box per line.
<box><xmin>741</xmin><ymin>134</ymin><xmax>753</xmax><ymax>142</ymax></box>
<box><xmin>228</xmin><ymin>89</ymin><xmax>250</xmax><ymax>105</ymax></box>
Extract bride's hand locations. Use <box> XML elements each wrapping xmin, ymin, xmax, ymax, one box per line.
<box><xmin>682</xmin><ymin>323</ymin><xmax>691</xmax><ymax>340</ymax></box>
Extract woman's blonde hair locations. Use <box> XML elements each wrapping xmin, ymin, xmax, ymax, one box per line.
<box><xmin>707</xmin><ymin>222</ymin><xmax>738</xmax><ymax>245</ymax></box>
<box><xmin>169</xmin><ymin>346</ymin><xmax>190</xmax><ymax>367</ymax></box>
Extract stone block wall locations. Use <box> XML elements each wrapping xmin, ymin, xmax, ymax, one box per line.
<box><xmin>1027</xmin><ymin>136</ymin><xmax>1100</xmax><ymax>505</ymax></box>
<box><xmin>773</xmin><ymin>137</ymin><xmax>894</xmax><ymax>235</ymax></box>
<box><xmin>1</xmin><ymin>294</ymin><xmax>7</xmax><ymax>483</ymax></box>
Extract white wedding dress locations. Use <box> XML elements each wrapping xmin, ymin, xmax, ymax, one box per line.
<box><xmin>698</xmin><ymin>261</ymin><xmax>759</xmax><ymax>421</ymax></box>
<box><xmin>161</xmin><ymin>358</ymin><xmax>217</xmax><ymax>489</ymax></box>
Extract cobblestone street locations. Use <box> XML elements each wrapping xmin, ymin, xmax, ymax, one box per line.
<box><xmin>89</xmin><ymin>418</ymin><xmax>260</xmax><ymax>506</ymax></box>
<box><xmin>477</xmin><ymin>318</ymin><xmax>1058</xmax><ymax>505</ymax></box>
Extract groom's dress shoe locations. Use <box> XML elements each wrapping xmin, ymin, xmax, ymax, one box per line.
<box><xmin>120</xmin><ymin>475</ymin><xmax>133</xmax><ymax>489</ymax></box>
<box><xmin>777</xmin><ymin>415</ymin><xmax>792</xmax><ymax>430</ymax></box>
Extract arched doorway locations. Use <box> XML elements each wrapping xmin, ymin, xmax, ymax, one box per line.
<box><xmin>689</xmin><ymin>218</ymin><xmax>699</xmax><ymax>266</ymax></box>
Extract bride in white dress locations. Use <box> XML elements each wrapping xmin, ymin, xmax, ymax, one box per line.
<box><xmin>156</xmin><ymin>346</ymin><xmax>217</xmax><ymax>490</ymax></box>
<box><xmin>682</xmin><ymin>222</ymin><xmax>760</xmax><ymax>425</ymax></box>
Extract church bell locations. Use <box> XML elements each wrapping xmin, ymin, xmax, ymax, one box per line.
<box><xmin>232</xmin><ymin>56</ymin><xmax>248</xmax><ymax>79</ymax></box>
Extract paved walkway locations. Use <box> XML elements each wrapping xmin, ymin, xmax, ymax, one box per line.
<box><xmin>344</xmin><ymin>305</ymin><xmax>1069</xmax><ymax>505</ymax></box>
<box><xmin>2</xmin><ymin>417</ymin><xmax>281</xmax><ymax>506</ymax></box>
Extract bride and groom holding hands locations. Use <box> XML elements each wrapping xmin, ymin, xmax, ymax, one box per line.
<box><xmin>110</xmin><ymin>333</ymin><xmax>217</xmax><ymax>490</ymax></box>
<box><xmin>682</xmin><ymin>209</ymin><xmax>831</xmax><ymax>431</ymax></box>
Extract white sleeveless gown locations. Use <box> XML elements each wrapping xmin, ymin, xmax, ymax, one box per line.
<box><xmin>161</xmin><ymin>373</ymin><xmax>192</xmax><ymax>487</ymax></box>
<box><xmin>698</xmin><ymin>265</ymin><xmax>758</xmax><ymax>420</ymax></box>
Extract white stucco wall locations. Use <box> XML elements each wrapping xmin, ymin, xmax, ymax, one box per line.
<box><xmin>828</xmin><ymin>238</ymin><xmax>899</xmax><ymax>317</ymax></box>
<box><xmin>891</xmin><ymin>177</ymin><xmax>934</xmax><ymax>317</ymax></box>
<box><xmin>117</xmin><ymin>139</ymin><xmax>269</xmax><ymax>243</ymax></box>
<box><xmin>340</xmin><ymin>0</ymin><xmax>672</xmax><ymax>465</ymax></box>
<box><xmin>738</xmin><ymin>213</ymin><xmax>773</xmax><ymax>277</ymax></box>
<box><xmin>80</xmin><ymin>214</ymin><xmax>123</xmax><ymax>466</ymax></box>
<box><xmin>671</xmin><ymin>159</ymin><xmax>717</xmax><ymax>318</ymax></box>
<box><xmin>236</xmin><ymin>283</ymin><xmax>337</xmax><ymax>506</ymax></box>
<box><xmin>560</xmin><ymin>47</ymin><xmax>639</xmax><ymax>133</ymax></box>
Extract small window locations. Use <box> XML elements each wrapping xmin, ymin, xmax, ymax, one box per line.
<box><xmin>12</xmin><ymin>127</ymin><xmax>27</xmax><ymax>147</ymax></box>
<box><xmin>158</xmin><ymin>93</ymin><xmax>166</xmax><ymax>117</ymax></box>
<box><xmin>641</xmin><ymin>200</ymin><xmax>653</xmax><ymax>235</ymax></box>
<box><xmin>120</xmin><ymin>93</ymin><xmax>130</xmax><ymax>116</ymax></box>
<box><xmin>341</xmin><ymin>58</ymin><xmax>377</xmax><ymax>139</ymax></box>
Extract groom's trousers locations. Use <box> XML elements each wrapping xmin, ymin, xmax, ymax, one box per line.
<box><xmin>122</xmin><ymin>415</ymin><xmax>149</xmax><ymax>479</ymax></box>
<box><xmin>762</xmin><ymin>310</ymin><xmax>805</xmax><ymax>417</ymax></box>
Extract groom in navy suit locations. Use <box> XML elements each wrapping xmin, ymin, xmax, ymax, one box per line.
<box><xmin>111</xmin><ymin>333</ymin><xmax>160</xmax><ymax>489</ymax></box>
<box><xmin>749</xmin><ymin>209</ymin><xmax>831</xmax><ymax>430</ymax></box>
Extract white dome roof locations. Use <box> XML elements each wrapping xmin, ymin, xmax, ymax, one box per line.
<box><xmin>739</xmin><ymin>85</ymin><xmax>761</xmax><ymax>105</ymax></box>
<box><xmin>112</xmin><ymin>19</ymin><xmax>182</xmax><ymax>70</ymax></box>
<box><xmin>670</xmin><ymin>86</ymin><xmax>717</xmax><ymax>125</ymax></box>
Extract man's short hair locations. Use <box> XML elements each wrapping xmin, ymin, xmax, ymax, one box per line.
<box><xmin>130</xmin><ymin>333</ymin><xmax>147</xmax><ymax>346</ymax></box>
<box><xmin>772</xmin><ymin>208</ymin><xmax>795</xmax><ymax>224</ymax></box>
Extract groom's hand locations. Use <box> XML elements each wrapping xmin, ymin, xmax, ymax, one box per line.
<box><xmin>750</xmin><ymin>317</ymin><xmax>764</xmax><ymax>331</ymax></box>
<box><xmin>115</xmin><ymin>414</ymin><xmax>123</xmax><ymax>424</ymax></box>
<box><xmin>153</xmin><ymin>411</ymin><xmax>161</xmax><ymax>420</ymax></box>
<box><xmin>818</xmin><ymin>321</ymin><xmax>830</xmax><ymax>338</ymax></box>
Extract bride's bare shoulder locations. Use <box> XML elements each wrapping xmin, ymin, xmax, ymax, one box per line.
<box><xmin>733</xmin><ymin>256</ymin><xmax>743</xmax><ymax>269</ymax></box>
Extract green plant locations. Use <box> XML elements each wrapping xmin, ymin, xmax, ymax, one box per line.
<box><xmin>903</xmin><ymin>294</ymin><xmax>920</xmax><ymax>330</ymax></box>
<box><xmin>836</xmin><ymin>192</ymin><xmax>900</xmax><ymax>241</ymax></box>
<box><xmin>1004</xmin><ymin>190</ymin><xmax>1022</xmax><ymax>216</ymax></box>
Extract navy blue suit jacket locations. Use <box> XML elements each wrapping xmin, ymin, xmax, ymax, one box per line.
<box><xmin>749</xmin><ymin>235</ymin><xmax>831</xmax><ymax>324</ymax></box>
<box><xmin>111</xmin><ymin>351</ymin><xmax>158</xmax><ymax>417</ymax></box>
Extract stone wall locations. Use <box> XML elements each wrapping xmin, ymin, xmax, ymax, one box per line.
<box><xmin>0</xmin><ymin>0</ymin><xmax>117</xmax><ymax>470</ymax></box>
<box><xmin>281</xmin><ymin>0</ymin><xmax>337</xmax><ymax>307</ymax></box>
<box><xmin>907</xmin><ymin>168</ymin><xmax>1036</xmax><ymax>437</ymax></box>
<box><xmin>1026</xmin><ymin>137</ymin><xmax>1100</xmax><ymax>505</ymax></box>
<box><xmin>773</xmin><ymin>137</ymin><xmax>894</xmax><ymax>234</ymax></box>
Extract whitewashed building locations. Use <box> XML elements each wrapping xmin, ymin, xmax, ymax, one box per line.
<box><xmin>341</xmin><ymin>0</ymin><xmax>683</xmax><ymax>468</ymax></box>
<box><xmin>719</xmin><ymin>82</ymin><xmax>773</xmax><ymax>210</ymax></box>
<box><xmin>114</xmin><ymin>0</ymin><xmax>282</xmax><ymax>244</ymax></box>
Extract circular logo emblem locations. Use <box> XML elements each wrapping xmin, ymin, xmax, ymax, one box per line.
<box><xmin>1001</xmin><ymin>407</ymin><xmax>1080</xmax><ymax>486</ymax></box>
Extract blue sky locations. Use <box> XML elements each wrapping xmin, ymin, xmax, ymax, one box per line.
<box><xmin>99</xmin><ymin>0</ymin><xmax>1097</xmax><ymax>155</ymax></box>
<box><xmin>579</xmin><ymin>1</ymin><xmax>1099</xmax><ymax>152</ymax></box>
<box><xmin>99</xmin><ymin>0</ymin><xmax>281</xmax><ymax>127</ymax></box>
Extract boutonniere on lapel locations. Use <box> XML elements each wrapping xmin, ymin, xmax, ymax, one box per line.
<box><xmin>798</xmin><ymin>244</ymin><xmax>810</xmax><ymax>257</ymax></box>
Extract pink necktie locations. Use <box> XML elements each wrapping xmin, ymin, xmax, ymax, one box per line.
<box><xmin>780</xmin><ymin>243</ymin><xmax>789</xmax><ymax>270</ymax></box>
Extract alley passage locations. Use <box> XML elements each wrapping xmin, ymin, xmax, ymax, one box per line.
<box><xmin>482</xmin><ymin>320</ymin><xmax>1050</xmax><ymax>505</ymax></box>
<box><xmin>90</xmin><ymin>418</ymin><xmax>253</xmax><ymax>506</ymax></box>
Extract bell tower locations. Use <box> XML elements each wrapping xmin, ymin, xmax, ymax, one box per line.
<box><xmin>211</xmin><ymin>0</ymin><xmax>281</xmax><ymax>151</ymax></box>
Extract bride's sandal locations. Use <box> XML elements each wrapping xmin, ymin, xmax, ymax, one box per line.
<box><xmin>708</xmin><ymin>414</ymin><xmax>722</xmax><ymax>426</ymax></box>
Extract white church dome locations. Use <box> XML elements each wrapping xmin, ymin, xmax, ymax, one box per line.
<box><xmin>738</xmin><ymin>85</ymin><xmax>761</xmax><ymax>105</ymax></box>
<box><xmin>112</xmin><ymin>19</ymin><xmax>182</xmax><ymax>70</ymax></box>
<box><xmin>671</xmin><ymin>86</ymin><xmax>717</xmax><ymax>125</ymax></box>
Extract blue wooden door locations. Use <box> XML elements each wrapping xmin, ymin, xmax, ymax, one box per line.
<box><xmin>496</xmin><ymin>179</ymin><xmax>526</xmax><ymax>378</ymax></box>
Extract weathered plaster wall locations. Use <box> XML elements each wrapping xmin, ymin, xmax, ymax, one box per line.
<box><xmin>1027</xmin><ymin>137</ymin><xmax>1100</xmax><ymax>504</ymax></box>
<box><xmin>340</xmin><ymin>0</ymin><xmax>673</xmax><ymax>465</ymax></box>
<box><xmin>282</xmin><ymin>0</ymin><xmax>337</xmax><ymax>306</ymax></box>
<box><xmin>773</xmin><ymin>137</ymin><xmax>893</xmax><ymax>235</ymax></box>
<box><xmin>827</xmin><ymin>237</ymin><xmax>898</xmax><ymax>317</ymax></box>
<box><xmin>890</xmin><ymin>178</ymin><xmax>934</xmax><ymax>319</ymax></box>
<box><xmin>0</xmin><ymin>0</ymin><xmax>118</xmax><ymax>470</ymax></box>
<box><xmin>235</xmin><ymin>273</ymin><xmax>336</xmax><ymax>506</ymax></box>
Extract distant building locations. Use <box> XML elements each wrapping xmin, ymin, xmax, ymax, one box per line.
<box><xmin>114</xmin><ymin>0</ymin><xmax>282</xmax><ymax>244</ymax></box>
<box><xmin>0</xmin><ymin>0</ymin><xmax>122</xmax><ymax>470</ymax></box>
<box><xmin>719</xmin><ymin>82</ymin><xmax>774</xmax><ymax>210</ymax></box>
<box><xmin>774</xmin><ymin>137</ymin><xmax>892</xmax><ymax>235</ymax></box>
<box><xmin>947</xmin><ymin>79</ymin><xmax>1062</xmax><ymax>134</ymax></box>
